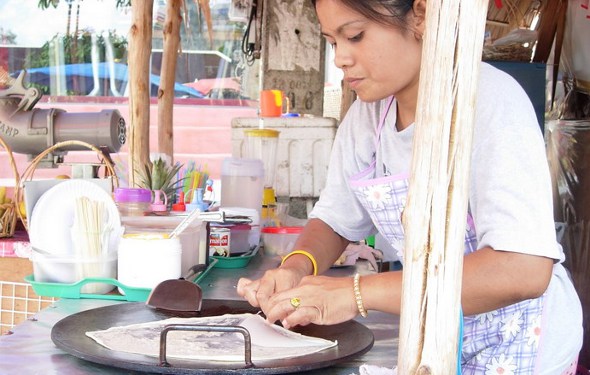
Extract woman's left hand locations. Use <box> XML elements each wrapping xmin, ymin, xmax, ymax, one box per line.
<box><xmin>263</xmin><ymin>275</ymin><xmax>359</xmax><ymax>329</ymax></box>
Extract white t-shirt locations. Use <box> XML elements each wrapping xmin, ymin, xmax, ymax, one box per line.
<box><xmin>310</xmin><ymin>62</ymin><xmax>582</xmax><ymax>372</ymax></box>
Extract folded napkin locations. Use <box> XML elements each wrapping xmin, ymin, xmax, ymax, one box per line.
<box><xmin>358</xmin><ymin>364</ymin><xmax>397</xmax><ymax>375</ymax></box>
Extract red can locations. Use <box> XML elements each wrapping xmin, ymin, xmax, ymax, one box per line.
<box><xmin>209</xmin><ymin>227</ymin><xmax>231</xmax><ymax>257</ymax></box>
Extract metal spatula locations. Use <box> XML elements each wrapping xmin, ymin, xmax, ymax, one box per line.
<box><xmin>146</xmin><ymin>210</ymin><xmax>225</xmax><ymax>312</ymax></box>
<box><xmin>169</xmin><ymin>210</ymin><xmax>225</xmax><ymax>238</ymax></box>
<box><xmin>146</xmin><ymin>264</ymin><xmax>206</xmax><ymax>312</ymax></box>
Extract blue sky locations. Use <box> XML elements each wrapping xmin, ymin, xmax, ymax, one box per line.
<box><xmin>0</xmin><ymin>0</ymin><xmax>131</xmax><ymax>47</ymax></box>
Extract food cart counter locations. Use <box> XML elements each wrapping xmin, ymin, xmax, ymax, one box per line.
<box><xmin>0</xmin><ymin>254</ymin><xmax>399</xmax><ymax>374</ymax></box>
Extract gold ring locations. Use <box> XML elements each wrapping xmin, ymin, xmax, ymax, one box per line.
<box><xmin>290</xmin><ymin>297</ymin><xmax>301</xmax><ymax>309</ymax></box>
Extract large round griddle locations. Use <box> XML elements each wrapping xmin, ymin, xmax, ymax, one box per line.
<box><xmin>51</xmin><ymin>299</ymin><xmax>374</xmax><ymax>374</ymax></box>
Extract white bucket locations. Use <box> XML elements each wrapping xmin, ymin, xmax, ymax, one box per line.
<box><xmin>120</xmin><ymin>215</ymin><xmax>208</xmax><ymax>273</ymax></box>
<box><xmin>117</xmin><ymin>233</ymin><xmax>182</xmax><ymax>291</ymax></box>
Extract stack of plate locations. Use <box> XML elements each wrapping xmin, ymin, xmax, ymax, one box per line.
<box><xmin>28</xmin><ymin>179</ymin><xmax>123</xmax><ymax>294</ymax></box>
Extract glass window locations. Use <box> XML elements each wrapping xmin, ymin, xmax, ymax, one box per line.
<box><xmin>0</xmin><ymin>0</ymin><xmax>258</xmax><ymax>101</ymax></box>
<box><xmin>0</xmin><ymin>0</ymin><xmax>259</xmax><ymax>183</ymax></box>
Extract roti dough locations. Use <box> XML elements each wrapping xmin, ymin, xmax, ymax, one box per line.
<box><xmin>86</xmin><ymin>313</ymin><xmax>337</xmax><ymax>362</ymax></box>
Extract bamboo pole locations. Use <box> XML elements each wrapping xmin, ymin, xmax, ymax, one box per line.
<box><xmin>128</xmin><ymin>0</ymin><xmax>154</xmax><ymax>187</ymax></box>
<box><xmin>397</xmin><ymin>1</ymin><xmax>489</xmax><ymax>374</ymax></box>
<box><xmin>158</xmin><ymin>0</ymin><xmax>183</xmax><ymax>161</ymax></box>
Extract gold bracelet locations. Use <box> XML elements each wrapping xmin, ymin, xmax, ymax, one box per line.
<box><xmin>353</xmin><ymin>273</ymin><xmax>368</xmax><ymax>318</ymax></box>
<box><xmin>281</xmin><ymin>250</ymin><xmax>318</xmax><ymax>276</ymax></box>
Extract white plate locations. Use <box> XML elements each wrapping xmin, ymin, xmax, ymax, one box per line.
<box><xmin>29</xmin><ymin>180</ymin><xmax>122</xmax><ymax>257</ymax></box>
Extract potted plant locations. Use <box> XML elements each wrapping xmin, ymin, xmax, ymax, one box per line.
<box><xmin>136</xmin><ymin>157</ymin><xmax>184</xmax><ymax>207</ymax></box>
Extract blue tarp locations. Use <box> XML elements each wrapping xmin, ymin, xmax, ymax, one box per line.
<box><xmin>13</xmin><ymin>62</ymin><xmax>204</xmax><ymax>98</ymax></box>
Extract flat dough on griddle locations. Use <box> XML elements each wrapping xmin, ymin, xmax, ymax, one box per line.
<box><xmin>86</xmin><ymin>313</ymin><xmax>337</xmax><ymax>362</ymax></box>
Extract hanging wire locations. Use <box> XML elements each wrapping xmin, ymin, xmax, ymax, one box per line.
<box><xmin>241</xmin><ymin>0</ymin><xmax>258</xmax><ymax>65</ymax></box>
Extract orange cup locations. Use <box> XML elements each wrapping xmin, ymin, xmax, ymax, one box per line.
<box><xmin>260</xmin><ymin>90</ymin><xmax>289</xmax><ymax>117</ymax></box>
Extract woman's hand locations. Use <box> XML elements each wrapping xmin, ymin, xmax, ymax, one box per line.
<box><xmin>263</xmin><ymin>275</ymin><xmax>359</xmax><ymax>329</ymax></box>
<box><xmin>237</xmin><ymin>265</ymin><xmax>308</xmax><ymax>313</ymax></box>
<box><xmin>237</xmin><ymin>218</ymin><xmax>352</xmax><ymax>321</ymax></box>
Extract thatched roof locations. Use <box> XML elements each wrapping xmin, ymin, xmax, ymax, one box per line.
<box><xmin>484</xmin><ymin>0</ymin><xmax>541</xmax><ymax>62</ymax></box>
<box><xmin>484</xmin><ymin>0</ymin><xmax>565</xmax><ymax>63</ymax></box>
<box><xmin>486</xmin><ymin>0</ymin><xmax>540</xmax><ymax>41</ymax></box>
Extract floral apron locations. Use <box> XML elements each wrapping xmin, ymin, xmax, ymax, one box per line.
<box><xmin>348</xmin><ymin>97</ymin><xmax>545</xmax><ymax>374</ymax></box>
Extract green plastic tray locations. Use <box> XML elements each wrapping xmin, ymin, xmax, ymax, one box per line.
<box><xmin>24</xmin><ymin>259</ymin><xmax>217</xmax><ymax>301</ymax></box>
<box><xmin>24</xmin><ymin>275</ymin><xmax>151</xmax><ymax>302</ymax></box>
<box><xmin>210</xmin><ymin>246</ymin><xmax>259</xmax><ymax>269</ymax></box>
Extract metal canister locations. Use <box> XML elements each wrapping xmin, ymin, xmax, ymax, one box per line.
<box><xmin>209</xmin><ymin>227</ymin><xmax>231</xmax><ymax>257</ymax></box>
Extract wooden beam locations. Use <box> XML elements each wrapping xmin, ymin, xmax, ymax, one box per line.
<box><xmin>532</xmin><ymin>0</ymin><xmax>567</xmax><ymax>108</ymax></box>
<box><xmin>532</xmin><ymin>0</ymin><xmax>566</xmax><ymax>63</ymax></box>
<box><xmin>158</xmin><ymin>0</ymin><xmax>183</xmax><ymax>162</ymax></box>
<box><xmin>128</xmin><ymin>0</ymin><xmax>154</xmax><ymax>187</ymax></box>
<box><xmin>486</xmin><ymin>19</ymin><xmax>509</xmax><ymax>27</ymax></box>
<box><xmin>397</xmin><ymin>0</ymin><xmax>489</xmax><ymax>373</ymax></box>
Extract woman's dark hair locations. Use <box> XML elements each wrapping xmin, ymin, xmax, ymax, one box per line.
<box><xmin>310</xmin><ymin>0</ymin><xmax>415</xmax><ymax>29</ymax></box>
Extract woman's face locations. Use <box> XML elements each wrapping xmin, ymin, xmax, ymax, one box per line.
<box><xmin>316</xmin><ymin>0</ymin><xmax>423</xmax><ymax>103</ymax></box>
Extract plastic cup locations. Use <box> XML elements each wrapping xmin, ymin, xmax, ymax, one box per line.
<box><xmin>260</xmin><ymin>90</ymin><xmax>289</xmax><ymax>117</ymax></box>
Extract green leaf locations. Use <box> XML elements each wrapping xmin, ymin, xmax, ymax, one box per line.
<box><xmin>134</xmin><ymin>158</ymin><xmax>186</xmax><ymax>205</ymax></box>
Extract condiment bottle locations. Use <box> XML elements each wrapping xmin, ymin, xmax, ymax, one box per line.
<box><xmin>171</xmin><ymin>191</ymin><xmax>186</xmax><ymax>212</ymax></box>
<box><xmin>150</xmin><ymin>190</ymin><xmax>168</xmax><ymax>212</ymax></box>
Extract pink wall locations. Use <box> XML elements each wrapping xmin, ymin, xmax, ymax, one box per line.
<box><xmin>0</xmin><ymin>97</ymin><xmax>258</xmax><ymax>186</ymax></box>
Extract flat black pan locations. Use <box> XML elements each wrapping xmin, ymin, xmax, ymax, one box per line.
<box><xmin>51</xmin><ymin>299</ymin><xmax>374</xmax><ymax>374</ymax></box>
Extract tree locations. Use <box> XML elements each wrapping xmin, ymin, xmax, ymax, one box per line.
<box><xmin>0</xmin><ymin>28</ymin><xmax>17</xmax><ymax>45</ymax></box>
<box><xmin>24</xmin><ymin>31</ymin><xmax>128</xmax><ymax>95</ymax></box>
<box><xmin>38</xmin><ymin>0</ymin><xmax>79</xmax><ymax>88</ymax></box>
<box><xmin>37</xmin><ymin>0</ymin><xmax>72</xmax><ymax>36</ymax></box>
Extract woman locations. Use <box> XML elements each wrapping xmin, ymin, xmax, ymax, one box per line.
<box><xmin>237</xmin><ymin>0</ymin><xmax>583</xmax><ymax>373</ymax></box>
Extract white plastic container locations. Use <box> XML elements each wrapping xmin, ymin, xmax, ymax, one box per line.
<box><xmin>229</xmin><ymin>224</ymin><xmax>252</xmax><ymax>253</ymax></box>
<box><xmin>31</xmin><ymin>248</ymin><xmax>117</xmax><ymax>294</ymax></box>
<box><xmin>210</xmin><ymin>223</ymin><xmax>252</xmax><ymax>255</ymax></box>
<box><xmin>220</xmin><ymin>158</ymin><xmax>264</xmax><ymax>215</ymax></box>
<box><xmin>121</xmin><ymin>215</ymin><xmax>208</xmax><ymax>273</ymax></box>
<box><xmin>219</xmin><ymin>207</ymin><xmax>261</xmax><ymax>250</ymax></box>
<box><xmin>117</xmin><ymin>233</ymin><xmax>182</xmax><ymax>290</ymax></box>
<box><xmin>261</xmin><ymin>226</ymin><xmax>303</xmax><ymax>257</ymax></box>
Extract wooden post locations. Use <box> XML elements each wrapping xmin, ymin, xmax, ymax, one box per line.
<box><xmin>261</xmin><ymin>0</ymin><xmax>325</xmax><ymax>117</ymax></box>
<box><xmin>158</xmin><ymin>0</ymin><xmax>183</xmax><ymax>161</ymax></box>
<box><xmin>128</xmin><ymin>0</ymin><xmax>154</xmax><ymax>187</ymax></box>
<box><xmin>397</xmin><ymin>1</ymin><xmax>489</xmax><ymax>374</ymax></box>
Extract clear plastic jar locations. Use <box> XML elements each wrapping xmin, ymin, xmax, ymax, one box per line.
<box><xmin>113</xmin><ymin>188</ymin><xmax>151</xmax><ymax>217</ymax></box>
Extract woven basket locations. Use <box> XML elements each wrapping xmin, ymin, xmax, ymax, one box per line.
<box><xmin>482</xmin><ymin>43</ymin><xmax>534</xmax><ymax>62</ymax></box>
<box><xmin>0</xmin><ymin>136</ymin><xmax>19</xmax><ymax>238</ymax></box>
<box><xmin>14</xmin><ymin>140</ymin><xmax>119</xmax><ymax>231</ymax></box>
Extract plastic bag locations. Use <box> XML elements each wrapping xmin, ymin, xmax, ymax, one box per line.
<box><xmin>546</xmin><ymin>119</ymin><xmax>590</xmax><ymax>366</ymax></box>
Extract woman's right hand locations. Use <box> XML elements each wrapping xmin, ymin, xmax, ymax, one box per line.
<box><xmin>237</xmin><ymin>265</ymin><xmax>308</xmax><ymax>314</ymax></box>
<box><xmin>238</xmin><ymin>218</ymin><xmax>349</xmax><ymax>314</ymax></box>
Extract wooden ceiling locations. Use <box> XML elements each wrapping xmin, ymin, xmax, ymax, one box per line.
<box><xmin>486</xmin><ymin>0</ymin><xmax>542</xmax><ymax>41</ymax></box>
